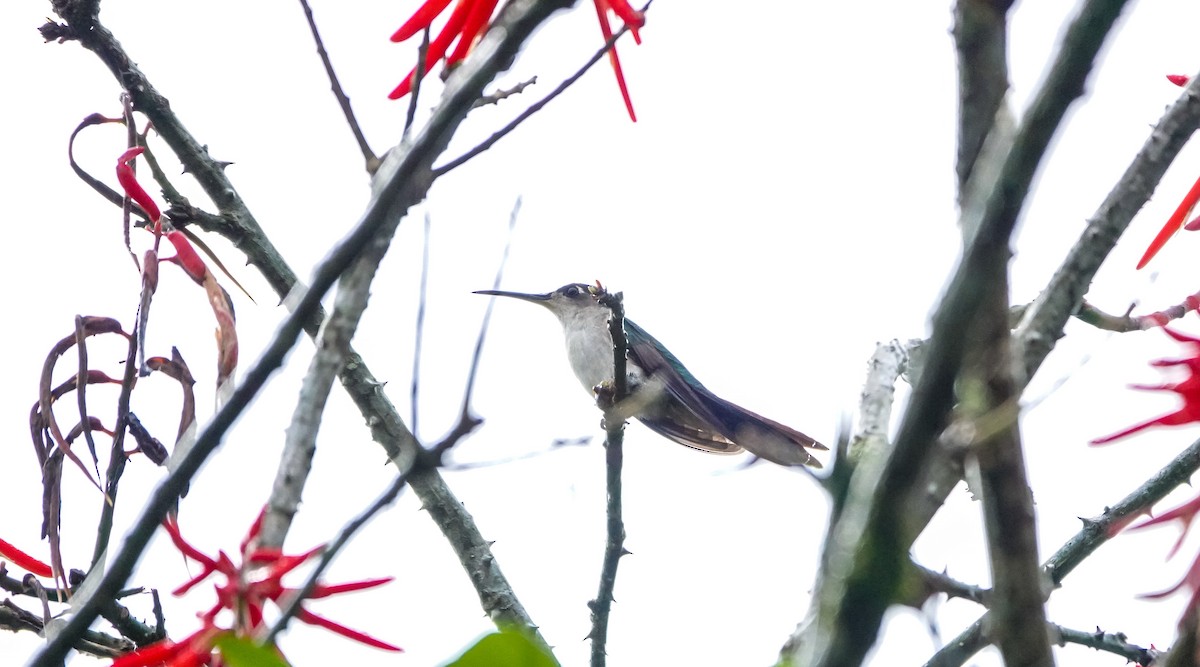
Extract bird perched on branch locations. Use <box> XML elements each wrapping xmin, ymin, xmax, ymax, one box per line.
<box><xmin>476</xmin><ymin>282</ymin><xmax>825</xmax><ymax>467</ymax></box>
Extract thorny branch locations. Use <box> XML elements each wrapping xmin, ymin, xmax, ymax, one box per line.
<box><xmin>588</xmin><ymin>289</ymin><xmax>630</xmax><ymax>667</ymax></box>
<box><xmin>33</xmin><ymin>0</ymin><xmax>577</xmax><ymax>662</ymax></box>
<box><xmin>784</xmin><ymin>2</ymin><xmax>1133</xmax><ymax>665</ymax></box>
<box><xmin>925</xmin><ymin>433</ymin><xmax>1200</xmax><ymax>667</ymax></box>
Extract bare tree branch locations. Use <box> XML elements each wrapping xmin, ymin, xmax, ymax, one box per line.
<box><xmin>926</xmin><ymin>433</ymin><xmax>1200</xmax><ymax>667</ymax></box>
<box><xmin>783</xmin><ymin>2</ymin><xmax>1133</xmax><ymax>664</ymax></box>
<box><xmin>296</xmin><ymin>0</ymin><xmax>378</xmax><ymax>171</ymax></box>
<box><xmin>32</xmin><ymin>1</ymin><xmax>577</xmax><ymax>662</ymax></box>
<box><xmin>1052</xmin><ymin>624</ymin><xmax>1156</xmax><ymax>666</ymax></box>
<box><xmin>1014</xmin><ymin>72</ymin><xmax>1200</xmax><ymax>379</ymax></box>
<box><xmin>588</xmin><ymin>289</ymin><xmax>630</xmax><ymax>667</ymax></box>
<box><xmin>953</xmin><ymin>0</ymin><xmax>1015</xmax><ymax>198</ymax></box>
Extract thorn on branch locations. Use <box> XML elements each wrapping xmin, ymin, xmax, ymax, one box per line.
<box><xmin>473</xmin><ymin>77</ymin><xmax>538</xmax><ymax>108</ymax></box>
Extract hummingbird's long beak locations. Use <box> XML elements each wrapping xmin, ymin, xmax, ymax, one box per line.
<box><xmin>473</xmin><ymin>289</ymin><xmax>552</xmax><ymax>303</ymax></box>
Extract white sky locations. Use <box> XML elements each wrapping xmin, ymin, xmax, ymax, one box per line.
<box><xmin>6</xmin><ymin>0</ymin><xmax>1200</xmax><ymax>665</ymax></box>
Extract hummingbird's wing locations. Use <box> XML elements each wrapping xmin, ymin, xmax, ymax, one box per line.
<box><xmin>637</xmin><ymin>400</ymin><xmax>745</xmax><ymax>456</ymax></box>
<box><xmin>625</xmin><ymin>320</ymin><xmax>825</xmax><ymax>468</ymax></box>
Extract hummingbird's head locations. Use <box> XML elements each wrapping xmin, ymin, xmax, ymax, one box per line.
<box><xmin>474</xmin><ymin>282</ymin><xmax>607</xmax><ymax>321</ymax></box>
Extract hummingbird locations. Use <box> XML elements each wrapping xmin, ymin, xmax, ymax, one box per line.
<box><xmin>476</xmin><ymin>282</ymin><xmax>826</xmax><ymax>467</ymax></box>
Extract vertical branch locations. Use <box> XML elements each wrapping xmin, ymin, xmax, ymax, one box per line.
<box><xmin>783</xmin><ymin>2</ymin><xmax>1132</xmax><ymax>665</ymax></box>
<box><xmin>953</xmin><ymin>0</ymin><xmax>1015</xmax><ymax>197</ymax></box>
<box><xmin>589</xmin><ymin>289</ymin><xmax>628</xmax><ymax>667</ymax></box>
<box><xmin>964</xmin><ymin>265</ymin><xmax>1053</xmax><ymax>665</ymax></box>
<box><xmin>953</xmin><ymin>1</ymin><xmax>1053</xmax><ymax>664</ymax></box>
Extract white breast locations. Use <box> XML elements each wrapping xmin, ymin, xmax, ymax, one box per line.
<box><xmin>559</xmin><ymin>306</ymin><xmax>619</xmax><ymax>393</ymax></box>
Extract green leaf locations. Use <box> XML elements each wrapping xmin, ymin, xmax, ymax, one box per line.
<box><xmin>213</xmin><ymin>635</ymin><xmax>291</xmax><ymax>667</ymax></box>
<box><xmin>443</xmin><ymin>627</ymin><xmax>557</xmax><ymax>667</ymax></box>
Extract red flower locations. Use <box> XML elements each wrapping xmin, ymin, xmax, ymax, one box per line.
<box><xmin>0</xmin><ymin>537</ymin><xmax>53</xmax><ymax>578</ymax></box>
<box><xmin>1136</xmin><ymin>173</ymin><xmax>1200</xmax><ymax>269</ymax></box>
<box><xmin>115</xmin><ymin>149</ymin><xmax>239</xmax><ymax>387</ymax></box>
<box><xmin>1092</xmin><ymin>327</ymin><xmax>1200</xmax><ymax>444</ymax></box>
<box><xmin>388</xmin><ymin>0</ymin><xmax>501</xmax><ymax>101</ymax></box>
<box><xmin>591</xmin><ymin>0</ymin><xmax>644</xmax><ymax>121</ymax></box>
<box><xmin>1124</xmin><ymin>493</ymin><xmax>1200</xmax><ymax>620</ymax></box>
<box><xmin>1136</xmin><ymin>74</ymin><xmax>1200</xmax><ymax>268</ymax></box>
<box><xmin>1128</xmin><ymin>493</ymin><xmax>1200</xmax><ymax>558</ymax></box>
<box><xmin>116</xmin><ymin>147</ymin><xmax>162</xmax><ymax>227</ymax></box>
<box><xmin>388</xmin><ymin>0</ymin><xmax>645</xmax><ymax>120</ymax></box>
<box><xmin>111</xmin><ymin>625</ymin><xmax>224</xmax><ymax>667</ymax></box>
<box><xmin>110</xmin><ymin>507</ymin><xmax>400</xmax><ymax>666</ymax></box>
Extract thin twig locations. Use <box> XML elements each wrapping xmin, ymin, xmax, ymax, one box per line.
<box><xmin>426</xmin><ymin>199</ymin><xmax>524</xmax><ymax>463</ymax></box>
<box><xmin>297</xmin><ymin>0</ymin><xmax>377</xmax><ymax>170</ymax></box>
<box><xmin>1077</xmin><ymin>293</ymin><xmax>1200</xmax><ymax>331</ymax></box>
<box><xmin>403</xmin><ymin>28</ymin><xmax>430</xmax><ymax>143</ymax></box>
<box><xmin>473</xmin><ymin>76</ymin><xmax>538</xmax><ymax>108</ymax></box>
<box><xmin>460</xmin><ymin>198</ymin><xmax>522</xmax><ymax>417</ymax></box>
<box><xmin>433</xmin><ymin>0</ymin><xmax>653</xmax><ymax>177</ymax></box>
<box><xmin>1052</xmin><ymin>624</ymin><xmax>1157</xmax><ymax>666</ymax></box>
<box><xmin>588</xmin><ymin>289</ymin><xmax>629</xmax><ymax>667</ymax></box>
<box><xmin>411</xmin><ymin>212</ymin><xmax>431</xmax><ymax>438</ymax></box>
<box><xmin>911</xmin><ymin>563</ymin><xmax>992</xmax><ymax>607</ymax></box>
<box><xmin>263</xmin><ymin>469</ymin><xmax>414</xmax><ymax>646</ymax></box>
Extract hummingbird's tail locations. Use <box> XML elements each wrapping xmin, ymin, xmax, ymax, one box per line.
<box><xmin>634</xmin><ymin>368</ymin><xmax>827</xmax><ymax>467</ymax></box>
<box><xmin>625</xmin><ymin>319</ymin><xmax>826</xmax><ymax>467</ymax></box>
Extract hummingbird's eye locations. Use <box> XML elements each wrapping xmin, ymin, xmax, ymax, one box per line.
<box><xmin>563</xmin><ymin>285</ymin><xmax>580</xmax><ymax>298</ymax></box>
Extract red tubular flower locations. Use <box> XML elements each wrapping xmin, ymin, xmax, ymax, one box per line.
<box><xmin>1092</xmin><ymin>327</ymin><xmax>1200</xmax><ymax>444</ymax></box>
<box><xmin>1136</xmin><ymin>173</ymin><xmax>1200</xmax><ymax>269</ymax></box>
<box><xmin>1138</xmin><ymin>75</ymin><xmax>1200</xmax><ymax>267</ymax></box>
<box><xmin>592</xmin><ymin>0</ymin><xmax>645</xmax><ymax>121</ymax></box>
<box><xmin>389</xmin><ymin>0</ymin><xmax>645</xmax><ymax>120</ymax></box>
<box><xmin>1128</xmin><ymin>493</ymin><xmax>1200</xmax><ymax>558</ymax></box>
<box><xmin>1130</xmin><ymin>494</ymin><xmax>1200</xmax><ymax>620</ymax></box>
<box><xmin>0</xmin><ymin>537</ymin><xmax>53</xmax><ymax>578</ymax></box>
<box><xmin>116</xmin><ymin>147</ymin><xmax>162</xmax><ymax>226</ymax></box>
<box><xmin>388</xmin><ymin>0</ymin><xmax>500</xmax><ymax>100</ymax></box>
<box><xmin>164</xmin><ymin>231</ymin><xmax>209</xmax><ymax>285</ymax></box>
<box><xmin>112</xmin><ymin>507</ymin><xmax>401</xmax><ymax>665</ymax></box>
<box><xmin>111</xmin><ymin>626</ymin><xmax>224</xmax><ymax>667</ymax></box>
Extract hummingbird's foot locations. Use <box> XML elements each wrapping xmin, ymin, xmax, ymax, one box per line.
<box><xmin>593</xmin><ymin>377</ymin><xmax>666</xmax><ymax>429</ymax></box>
<box><xmin>594</xmin><ymin>381</ymin><xmax>626</xmax><ymax>430</ymax></box>
<box><xmin>594</xmin><ymin>380</ymin><xmax>618</xmax><ymax>410</ymax></box>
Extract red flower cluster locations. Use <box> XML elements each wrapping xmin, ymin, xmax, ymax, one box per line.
<box><xmin>1092</xmin><ymin>328</ymin><xmax>1200</xmax><ymax>444</ymax></box>
<box><xmin>388</xmin><ymin>0</ymin><xmax>645</xmax><ymax>120</ymax></box>
<box><xmin>112</xmin><ymin>508</ymin><xmax>400</xmax><ymax>666</ymax></box>
<box><xmin>116</xmin><ymin>148</ymin><xmax>238</xmax><ymax>386</ymax></box>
